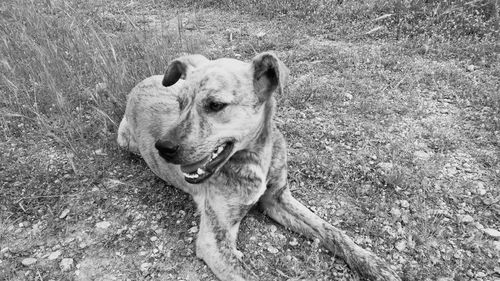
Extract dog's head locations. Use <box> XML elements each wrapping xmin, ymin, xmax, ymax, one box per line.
<box><xmin>155</xmin><ymin>52</ymin><xmax>289</xmax><ymax>184</ymax></box>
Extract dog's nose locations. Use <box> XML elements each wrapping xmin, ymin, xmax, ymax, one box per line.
<box><xmin>155</xmin><ymin>139</ymin><xmax>179</xmax><ymax>159</ymax></box>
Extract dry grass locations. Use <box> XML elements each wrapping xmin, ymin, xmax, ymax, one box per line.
<box><xmin>0</xmin><ymin>0</ymin><xmax>192</xmax><ymax>151</ymax></box>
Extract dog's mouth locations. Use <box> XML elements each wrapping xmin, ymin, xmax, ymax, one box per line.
<box><xmin>180</xmin><ymin>141</ymin><xmax>234</xmax><ymax>184</ymax></box>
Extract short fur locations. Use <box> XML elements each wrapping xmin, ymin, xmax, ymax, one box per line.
<box><xmin>117</xmin><ymin>52</ymin><xmax>401</xmax><ymax>281</ymax></box>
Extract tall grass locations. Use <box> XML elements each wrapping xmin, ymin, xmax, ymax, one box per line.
<box><xmin>0</xmin><ymin>0</ymin><xmax>187</xmax><ymax>150</ymax></box>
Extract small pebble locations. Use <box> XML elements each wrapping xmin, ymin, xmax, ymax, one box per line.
<box><xmin>254</xmin><ymin>31</ymin><xmax>266</xmax><ymax>38</ymax></box>
<box><xmin>465</xmin><ymin>64</ymin><xmax>476</xmax><ymax>72</ymax></box>
<box><xmin>475</xmin><ymin>182</ymin><xmax>487</xmax><ymax>195</ymax></box>
<box><xmin>457</xmin><ymin>214</ymin><xmax>474</xmax><ymax>223</ymax></box>
<box><xmin>188</xmin><ymin>226</ymin><xmax>198</xmax><ymax>234</ymax></box>
<box><xmin>116</xmin><ymin>227</ymin><xmax>127</xmax><ymax>235</ymax></box>
<box><xmin>48</xmin><ymin>250</ymin><xmax>62</xmax><ymax>260</ymax></box>
<box><xmin>21</xmin><ymin>258</ymin><xmax>37</xmax><ymax>266</ymax></box>
<box><xmin>293</xmin><ymin>142</ymin><xmax>303</xmax><ymax>149</ymax></box>
<box><xmin>414</xmin><ymin>150</ymin><xmax>431</xmax><ymax>161</ymax></box>
<box><xmin>483</xmin><ymin>228</ymin><xmax>500</xmax><ymax>239</ymax></box>
<box><xmin>267</xmin><ymin>245</ymin><xmax>279</xmax><ymax>254</ymax></box>
<box><xmin>395</xmin><ymin>240</ymin><xmax>406</xmax><ymax>252</ymax></box>
<box><xmin>401</xmin><ymin>214</ymin><xmax>409</xmax><ymax>224</ymax></box>
<box><xmin>475</xmin><ymin>272</ymin><xmax>486</xmax><ymax>278</ymax></box>
<box><xmin>96</xmin><ymin>221</ymin><xmax>111</xmax><ymax>229</ymax></box>
<box><xmin>399</xmin><ymin>200</ymin><xmax>410</xmax><ymax>208</ymax></box>
<box><xmin>140</xmin><ymin>262</ymin><xmax>152</xmax><ymax>272</ymax></box>
<box><xmin>493</xmin><ymin>241</ymin><xmax>500</xmax><ymax>251</ymax></box>
<box><xmin>60</xmin><ymin>258</ymin><xmax>73</xmax><ymax>271</ymax></box>
<box><xmin>268</xmin><ymin>225</ymin><xmax>277</xmax><ymax>234</ymax></box>
<box><xmin>94</xmin><ymin>149</ymin><xmax>107</xmax><ymax>156</ymax></box>
<box><xmin>59</xmin><ymin>209</ymin><xmax>70</xmax><ymax>219</ymax></box>
<box><xmin>390</xmin><ymin>207</ymin><xmax>402</xmax><ymax>218</ymax></box>
<box><xmin>19</xmin><ymin>221</ymin><xmax>31</xmax><ymax>228</ymax></box>
<box><xmin>474</xmin><ymin>222</ymin><xmax>484</xmax><ymax>230</ymax></box>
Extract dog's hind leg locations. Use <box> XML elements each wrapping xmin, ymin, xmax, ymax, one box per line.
<box><xmin>117</xmin><ymin>116</ymin><xmax>139</xmax><ymax>155</ymax></box>
<box><xmin>194</xmin><ymin>195</ymin><xmax>255</xmax><ymax>281</ymax></box>
<box><xmin>259</xmin><ymin>182</ymin><xmax>401</xmax><ymax>281</ymax></box>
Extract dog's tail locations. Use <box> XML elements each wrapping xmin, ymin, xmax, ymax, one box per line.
<box><xmin>260</xmin><ymin>186</ymin><xmax>401</xmax><ymax>281</ymax></box>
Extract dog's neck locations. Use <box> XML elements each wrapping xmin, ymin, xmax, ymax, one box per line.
<box><xmin>226</xmin><ymin>97</ymin><xmax>276</xmax><ymax>168</ymax></box>
<box><xmin>216</xmin><ymin>98</ymin><xmax>277</xmax><ymax>193</ymax></box>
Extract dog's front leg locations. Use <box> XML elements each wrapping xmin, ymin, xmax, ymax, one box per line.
<box><xmin>194</xmin><ymin>194</ymin><xmax>254</xmax><ymax>281</ymax></box>
<box><xmin>259</xmin><ymin>180</ymin><xmax>401</xmax><ymax>281</ymax></box>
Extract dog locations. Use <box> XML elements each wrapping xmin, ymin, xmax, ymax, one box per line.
<box><xmin>117</xmin><ymin>52</ymin><xmax>400</xmax><ymax>281</ymax></box>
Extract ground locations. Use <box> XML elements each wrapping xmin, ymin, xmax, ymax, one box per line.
<box><xmin>1</xmin><ymin>0</ymin><xmax>499</xmax><ymax>281</ymax></box>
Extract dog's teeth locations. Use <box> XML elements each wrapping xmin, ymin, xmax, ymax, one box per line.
<box><xmin>211</xmin><ymin>145</ymin><xmax>225</xmax><ymax>160</ymax></box>
<box><xmin>211</xmin><ymin>151</ymin><xmax>219</xmax><ymax>160</ymax></box>
<box><xmin>183</xmin><ymin>172</ymin><xmax>199</xmax><ymax>179</ymax></box>
<box><xmin>197</xmin><ymin>168</ymin><xmax>205</xmax><ymax>175</ymax></box>
<box><xmin>217</xmin><ymin>145</ymin><xmax>224</xmax><ymax>154</ymax></box>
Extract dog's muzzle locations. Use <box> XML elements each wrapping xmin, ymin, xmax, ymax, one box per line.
<box><xmin>155</xmin><ymin>139</ymin><xmax>234</xmax><ymax>184</ymax></box>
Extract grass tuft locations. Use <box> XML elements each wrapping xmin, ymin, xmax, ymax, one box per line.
<box><xmin>0</xmin><ymin>0</ymin><xmax>190</xmax><ymax>149</ymax></box>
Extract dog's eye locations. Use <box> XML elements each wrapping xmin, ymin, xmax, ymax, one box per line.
<box><xmin>207</xmin><ymin>101</ymin><xmax>227</xmax><ymax>112</ymax></box>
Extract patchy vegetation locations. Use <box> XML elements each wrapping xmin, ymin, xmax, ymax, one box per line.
<box><xmin>1</xmin><ymin>0</ymin><xmax>499</xmax><ymax>280</ymax></box>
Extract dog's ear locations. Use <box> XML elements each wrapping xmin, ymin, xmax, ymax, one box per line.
<box><xmin>251</xmin><ymin>52</ymin><xmax>289</xmax><ymax>101</ymax></box>
<box><xmin>162</xmin><ymin>54</ymin><xmax>209</xmax><ymax>87</ymax></box>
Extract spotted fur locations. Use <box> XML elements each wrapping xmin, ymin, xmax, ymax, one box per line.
<box><xmin>117</xmin><ymin>52</ymin><xmax>401</xmax><ymax>281</ymax></box>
